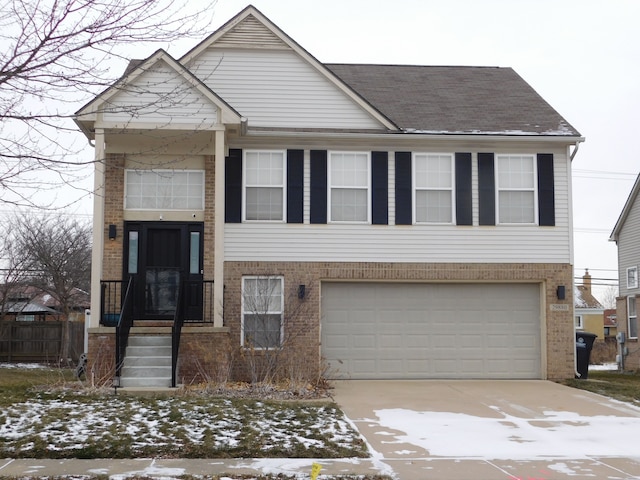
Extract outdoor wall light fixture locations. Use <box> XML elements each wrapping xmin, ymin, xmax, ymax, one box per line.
<box><xmin>108</xmin><ymin>224</ymin><xmax>117</xmax><ymax>241</ymax></box>
<box><xmin>298</xmin><ymin>284</ymin><xmax>306</xmax><ymax>300</ymax></box>
<box><xmin>556</xmin><ymin>285</ymin><xmax>566</xmax><ymax>300</ymax></box>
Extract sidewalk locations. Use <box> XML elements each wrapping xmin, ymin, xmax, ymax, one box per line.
<box><xmin>1</xmin><ymin>458</ymin><xmax>383</xmax><ymax>478</ymax></box>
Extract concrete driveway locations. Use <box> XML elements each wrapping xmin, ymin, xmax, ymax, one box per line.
<box><xmin>332</xmin><ymin>380</ymin><xmax>640</xmax><ymax>480</ymax></box>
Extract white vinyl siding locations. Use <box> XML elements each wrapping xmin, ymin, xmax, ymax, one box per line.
<box><xmin>125</xmin><ymin>170</ymin><xmax>204</xmax><ymax>210</ymax></box>
<box><xmin>413</xmin><ymin>153</ymin><xmax>454</xmax><ymax>224</ymax></box>
<box><xmin>617</xmin><ymin>193</ymin><xmax>640</xmax><ymax>296</ymax></box>
<box><xmin>243</xmin><ymin>150</ymin><xmax>286</xmax><ymax>221</ymax></box>
<box><xmin>225</xmin><ymin>223</ymin><xmax>571</xmax><ymax>263</ymax></box>
<box><xmin>102</xmin><ymin>60</ymin><xmax>219</xmax><ymax>127</ymax></box>
<box><xmin>329</xmin><ymin>152</ymin><xmax>370</xmax><ymax>223</ymax></box>
<box><xmin>187</xmin><ymin>49</ymin><xmax>383</xmax><ymax>129</ymax></box>
<box><xmin>225</xmin><ymin>148</ymin><xmax>571</xmax><ymax>263</ymax></box>
<box><xmin>496</xmin><ymin>155</ymin><xmax>537</xmax><ymax>224</ymax></box>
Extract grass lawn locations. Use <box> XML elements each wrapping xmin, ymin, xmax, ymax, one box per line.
<box><xmin>561</xmin><ymin>369</ymin><xmax>640</xmax><ymax>407</ymax></box>
<box><xmin>0</xmin><ymin>366</ymin><xmax>368</xmax><ymax>460</ymax></box>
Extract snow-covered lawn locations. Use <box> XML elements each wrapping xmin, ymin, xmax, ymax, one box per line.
<box><xmin>0</xmin><ymin>365</ymin><xmax>366</xmax><ymax>460</ymax></box>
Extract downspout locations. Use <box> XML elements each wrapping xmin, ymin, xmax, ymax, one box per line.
<box><xmin>569</xmin><ymin>137</ymin><xmax>585</xmax><ymax>377</ymax></box>
<box><xmin>570</xmin><ymin>138</ymin><xmax>585</xmax><ymax>161</ymax></box>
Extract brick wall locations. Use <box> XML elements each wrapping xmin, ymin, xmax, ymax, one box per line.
<box><xmin>177</xmin><ymin>327</ymin><xmax>231</xmax><ymax>385</ymax></box>
<box><xmin>224</xmin><ymin>261</ymin><xmax>575</xmax><ymax>380</ymax></box>
<box><xmin>103</xmin><ymin>153</ymin><xmax>125</xmax><ymax>281</ymax></box>
<box><xmin>87</xmin><ymin>329</ymin><xmax>116</xmax><ymax>387</ymax></box>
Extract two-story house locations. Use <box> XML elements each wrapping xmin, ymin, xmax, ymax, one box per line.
<box><xmin>610</xmin><ymin>173</ymin><xmax>640</xmax><ymax>370</ymax></box>
<box><xmin>75</xmin><ymin>5</ymin><xmax>583</xmax><ymax>387</ymax></box>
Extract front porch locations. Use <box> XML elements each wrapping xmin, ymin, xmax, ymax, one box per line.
<box><xmin>86</xmin><ymin>278</ymin><xmax>230</xmax><ymax>389</ymax></box>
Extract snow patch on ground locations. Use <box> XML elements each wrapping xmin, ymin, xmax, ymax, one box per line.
<box><xmin>372</xmin><ymin>406</ymin><xmax>640</xmax><ymax>459</ymax></box>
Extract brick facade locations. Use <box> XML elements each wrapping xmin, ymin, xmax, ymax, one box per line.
<box><xmin>224</xmin><ymin>261</ymin><xmax>575</xmax><ymax>380</ymax></box>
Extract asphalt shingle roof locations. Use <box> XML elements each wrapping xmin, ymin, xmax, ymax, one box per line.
<box><xmin>326</xmin><ymin>64</ymin><xmax>580</xmax><ymax>136</ymax></box>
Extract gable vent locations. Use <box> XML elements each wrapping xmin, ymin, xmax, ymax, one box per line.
<box><xmin>216</xmin><ymin>15</ymin><xmax>288</xmax><ymax>49</ymax></box>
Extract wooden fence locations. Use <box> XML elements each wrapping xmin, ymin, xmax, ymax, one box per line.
<box><xmin>0</xmin><ymin>321</ymin><xmax>84</xmax><ymax>363</ymax></box>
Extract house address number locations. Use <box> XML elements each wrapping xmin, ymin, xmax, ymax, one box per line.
<box><xmin>550</xmin><ymin>304</ymin><xmax>570</xmax><ymax>311</ymax></box>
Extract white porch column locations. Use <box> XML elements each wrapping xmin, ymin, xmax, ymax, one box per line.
<box><xmin>89</xmin><ymin>129</ymin><xmax>106</xmax><ymax>330</ymax></box>
<box><xmin>213</xmin><ymin>129</ymin><xmax>226</xmax><ymax>327</ymax></box>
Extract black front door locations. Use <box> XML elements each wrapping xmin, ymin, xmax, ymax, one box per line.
<box><xmin>124</xmin><ymin>222</ymin><xmax>204</xmax><ymax>320</ymax></box>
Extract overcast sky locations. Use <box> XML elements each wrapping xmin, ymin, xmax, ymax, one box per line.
<box><xmin>71</xmin><ymin>0</ymin><xmax>640</xmax><ymax>296</ymax></box>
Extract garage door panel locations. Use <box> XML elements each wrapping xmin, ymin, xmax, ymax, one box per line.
<box><xmin>322</xmin><ymin>282</ymin><xmax>541</xmax><ymax>379</ymax></box>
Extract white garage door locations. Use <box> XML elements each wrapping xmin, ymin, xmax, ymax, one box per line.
<box><xmin>321</xmin><ymin>283</ymin><xmax>541</xmax><ymax>379</ymax></box>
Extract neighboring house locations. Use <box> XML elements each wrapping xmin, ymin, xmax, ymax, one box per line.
<box><xmin>0</xmin><ymin>285</ymin><xmax>90</xmax><ymax>322</ymax></box>
<box><xmin>75</xmin><ymin>5</ymin><xmax>583</xmax><ymax>387</ymax></box>
<box><xmin>574</xmin><ymin>269</ymin><xmax>605</xmax><ymax>338</ymax></box>
<box><xmin>610</xmin><ymin>172</ymin><xmax>640</xmax><ymax>370</ymax></box>
<box><xmin>603</xmin><ymin>309</ymin><xmax>618</xmax><ymax>340</ymax></box>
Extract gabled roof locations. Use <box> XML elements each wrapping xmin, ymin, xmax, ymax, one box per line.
<box><xmin>74</xmin><ymin>5</ymin><xmax>582</xmax><ymax>139</ymax></box>
<box><xmin>2</xmin><ymin>300</ymin><xmax>58</xmax><ymax>315</ymax></box>
<box><xmin>75</xmin><ymin>49</ymin><xmax>243</xmax><ymax>138</ymax></box>
<box><xmin>574</xmin><ymin>285</ymin><xmax>603</xmax><ymax>309</ymax></box>
<box><xmin>610</xmin><ymin>172</ymin><xmax>640</xmax><ymax>242</ymax></box>
<box><xmin>326</xmin><ymin>64</ymin><xmax>580</xmax><ymax>136</ymax></box>
<box><xmin>179</xmin><ymin>5</ymin><xmax>398</xmax><ymax>131</ymax></box>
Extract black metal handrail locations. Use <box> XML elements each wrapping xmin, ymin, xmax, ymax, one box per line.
<box><xmin>100</xmin><ymin>280</ymin><xmax>126</xmax><ymax>327</ymax></box>
<box><xmin>171</xmin><ymin>277</ymin><xmax>185</xmax><ymax>388</ymax></box>
<box><xmin>115</xmin><ymin>277</ymin><xmax>134</xmax><ymax>386</ymax></box>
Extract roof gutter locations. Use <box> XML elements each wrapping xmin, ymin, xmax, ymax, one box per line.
<box><xmin>246</xmin><ymin>129</ymin><xmax>586</xmax><ymax>144</ymax></box>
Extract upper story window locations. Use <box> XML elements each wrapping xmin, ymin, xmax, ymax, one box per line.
<box><xmin>496</xmin><ymin>155</ymin><xmax>537</xmax><ymax>224</ymax></box>
<box><xmin>243</xmin><ymin>150</ymin><xmax>285</xmax><ymax>221</ymax></box>
<box><xmin>628</xmin><ymin>296</ymin><xmax>637</xmax><ymax>339</ymax></box>
<box><xmin>627</xmin><ymin>266</ymin><xmax>638</xmax><ymax>290</ymax></box>
<box><xmin>413</xmin><ymin>153</ymin><xmax>454</xmax><ymax>224</ymax></box>
<box><xmin>328</xmin><ymin>151</ymin><xmax>370</xmax><ymax>223</ymax></box>
<box><xmin>125</xmin><ymin>170</ymin><xmax>204</xmax><ymax>210</ymax></box>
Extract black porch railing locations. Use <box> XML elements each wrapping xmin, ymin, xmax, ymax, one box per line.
<box><xmin>100</xmin><ymin>278</ymin><xmax>215</xmax><ymax>388</ymax></box>
<box><xmin>171</xmin><ymin>280</ymin><xmax>185</xmax><ymax>388</ymax></box>
<box><xmin>115</xmin><ymin>277</ymin><xmax>134</xmax><ymax>384</ymax></box>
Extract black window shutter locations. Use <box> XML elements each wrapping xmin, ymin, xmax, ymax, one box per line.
<box><xmin>287</xmin><ymin>149</ymin><xmax>304</xmax><ymax>223</ymax></box>
<box><xmin>537</xmin><ymin>153</ymin><xmax>555</xmax><ymax>226</ymax></box>
<box><xmin>371</xmin><ymin>151</ymin><xmax>389</xmax><ymax>225</ymax></box>
<box><xmin>225</xmin><ymin>148</ymin><xmax>242</xmax><ymax>223</ymax></box>
<box><xmin>395</xmin><ymin>152</ymin><xmax>412</xmax><ymax>225</ymax></box>
<box><xmin>310</xmin><ymin>150</ymin><xmax>327</xmax><ymax>224</ymax></box>
<box><xmin>478</xmin><ymin>153</ymin><xmax>495</xmax><ymax>226</ymax></box>
<box><xmin>455</xmin><ymin>152</ymin><xmax>472</xmax><ymax>226</ymax></box>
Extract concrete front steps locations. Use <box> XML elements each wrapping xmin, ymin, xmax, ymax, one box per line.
<box><xmin>119</xmin><ymin>335</ymin><xmax>173</xmax><ymax>388</ymax></box>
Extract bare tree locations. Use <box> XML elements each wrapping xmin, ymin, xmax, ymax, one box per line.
<box><xmin>0</xmin><ymin>217</ymin><xmax>32</xmax><ymax>321</ymax></box>
<box><xmin>0</xmin><ymin>0</ymin><xmax>217</xmax><ymax>208</ymax></box>
<box><xmin>14</xmin><ymin>212</ymin><xmax>91</xmax><ymax>362</ymax></box>
<box><xmin>601</xmin><ymin>285</ymin><xmax>619</xmax><ymax>310</ymax></box>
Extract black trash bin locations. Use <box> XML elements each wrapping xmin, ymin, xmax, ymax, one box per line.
<box><xmin>575</xmin><ymin>331</ymin><xmax>597</xmax><ymax>379</ymax></box>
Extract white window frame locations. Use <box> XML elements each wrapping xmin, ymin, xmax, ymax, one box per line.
<box><xmin>627</xmin><ymin>266</ymin><xmax>638</xmax><ymax>290</ymax></box>
<box><xmin>574</xmin><ymin>315</ymin><xmax>584</xmax><ymax>330</ymax></box>
<box><xmin>242</xmin><ymin>150</ymin><xmax>286</xmax><ymax>222</ymax></box>
<box><xmin>495</xmin><ymin>154</ymin><xmax>538</xmax><ymax>225</ymax></box>
<box><xmin>412</xmin><ymin>153</ymin><xmax>455</xmax><ymax>224</ymax></box>
<box><xmin>628</xmin><ymin>296</ymin><xmax>638</xmax><ymax>339</ymax></box>
<box><xmin>124</xmin><ymin>169</ymin><xmax>205</xmax><ymax>210</ymax></box>
<box><xmin>328</xmin><ymin>151</ymin><xmax>371</xmax><ymax>224</ymax></box>
<box><xmin>241</xmin><ymin>276</ymin><xmax>284</xmax><ymax>349</ymax></box>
